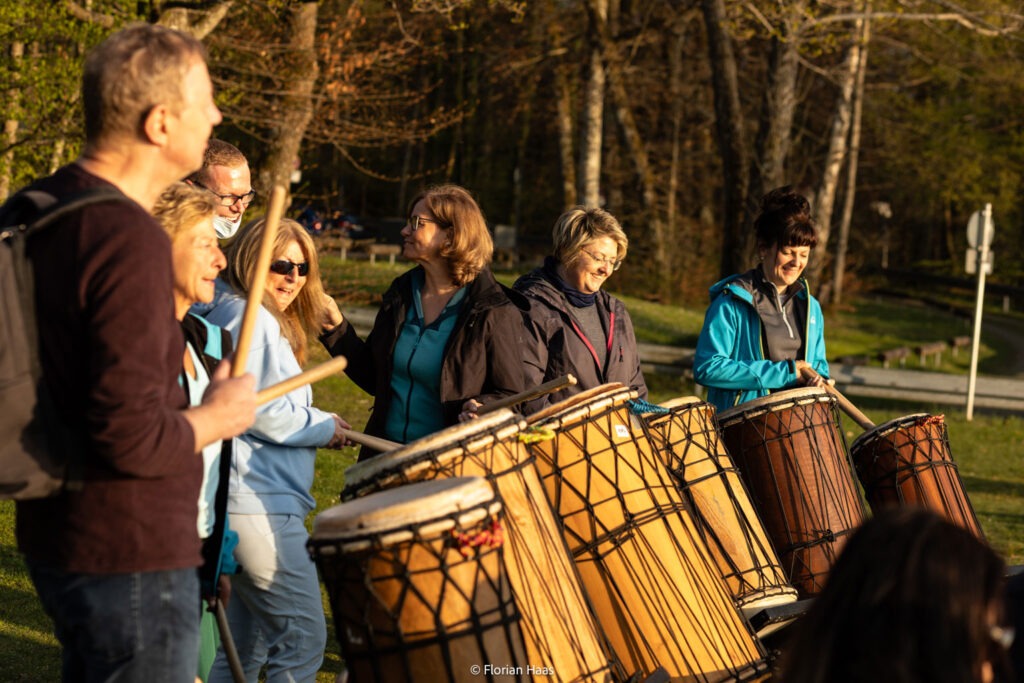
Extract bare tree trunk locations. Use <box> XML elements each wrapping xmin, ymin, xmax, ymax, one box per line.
<box><xmin>832</xmin><ymin>3</ymin><xmax>872</xmax><ymax>306</ymax></box>
<box><xmin>257</xmin><ymin>1</ymin><xmax>320</xmax><ymax>207</ymax></box>
<box><xmin>554</xmin><ymin>64</ymin><xmax>577</xmax><ymax>208</ymax></box>
<box><xmin>700</xmin><ymin>0</ymin><xmax>748</xmax><ymax>278</ymax></box>
<box><xmin>809</xmin><ymin>11</ymin><xmax>866</xmax><ymax>287</ymax></box>
<box><xmin>155</xmin><ymin>1</ymin><xmax>234</xmax><ymax>39</ymax></box>
<box><xmin>578</xmin><ymin>0</ymin><xmax>607</xmax><ymax>207</ymax></box>
<box><xmin>584</xmin><ymin>0</ymin><xmax>669</xmax><ymax>292</ymax></box>
<box><xmin>744</xmin><ymin>21</ymin><xmax>802</xmax><ymax>260</ymax></box>
<box><xmin>667</xmin><ymin>17</ymin><xmax>686</xmax><ymax>241</ymax></box>
<box><xmin>0</xmin><ymin>41</ymin><xmax>24</xmax><ymax>203</ymax></box>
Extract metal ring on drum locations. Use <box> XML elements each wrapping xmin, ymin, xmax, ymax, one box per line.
<box><xmin>308</xmin><ymin>476</ymin><xmax>527</xmax><ymax>682</ymax></box>
<box><xmin>340</xmin><ymin>409</ymin><xmax>621</xmax><ymax>683</ymax></box>
<box><xmin>850</xmin><ymin>413</ymin><xmax>984</xmax><ymax>538</ymax></box>
<box><xmin>525</xmin><ymin>383</ymin><xmax>768</xmax><ymax>682</ymax></box>
<box><xmin>642</xmin><ymin>396</ymin><xmax>799</xmax><ymax>617</ymax></box>
<box><xmin>716</xmin><ymin>387</ymin><xmax>866</xmax><ymax>599</ymax></box>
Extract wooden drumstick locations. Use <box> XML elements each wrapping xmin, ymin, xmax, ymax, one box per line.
<box><xmin>476</xmin><ymin>374</ymin><xmax>578</xmax><ymax>415</ymax></box>
<box><xmin>214</xmin><ymin>600</ymin><xmax>246</xmax><ymax>683</ymax></box>
<box><xmin>256</xmin><ymin>356</ymin><xmax>348</xmax><ymax>405</ymax></box>
<box><xmin>339</xmin><ymin>428</ymin><xmax>401</xmax><ymax>452</ymax></box>
<box><xmin>232</xmin><ymin>185</ymin><xmax>287</xmax><ymax>378</ymax></box>
<box><xmin>800</xmin><ymin>365</ymin><xmax>875</xmax><ymax>430</ymax></box>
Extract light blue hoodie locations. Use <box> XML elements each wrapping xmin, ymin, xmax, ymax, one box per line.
<box><xmin>693</xmin><ymin>270</ymin><xmax>829</xmax><ymax>412</ymax></box>
<box><xmin>206</xmin><ymin>293</ymin><xmax>335</xmax><ymax>516</ymax></box>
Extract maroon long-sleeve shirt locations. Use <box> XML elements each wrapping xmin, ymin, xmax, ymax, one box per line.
<box><xmin>16</xmin><ymin>164</ymin><xmax>201</xmax><ymax>574</ymax></box>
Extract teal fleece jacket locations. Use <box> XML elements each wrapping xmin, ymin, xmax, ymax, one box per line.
<box><xmin>693</xmin><ymin>271</ymin><xmax>829</xmax><ymax>412</ymax></box>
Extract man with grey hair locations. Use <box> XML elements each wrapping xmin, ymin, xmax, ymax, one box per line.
<box><xmin>186</xmin><ymin>138</ymin><xmax>254</xmax><ymax>240</ymax></box>
<box><xmin>15</xmin><ymin>23</ymin><xmax>256</xmax><ymax>681</ymax></box>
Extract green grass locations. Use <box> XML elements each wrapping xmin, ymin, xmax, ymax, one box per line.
<box><xmin>2</xmin><ymin>259</ymin><xmax>1021</xmax><ymax>680</ymax></box>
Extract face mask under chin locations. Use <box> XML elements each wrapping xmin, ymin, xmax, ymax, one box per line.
<box><xmin>213</xmin><ymin>214</ymin><xmax>242</xmax><ymax>239</ymax></box>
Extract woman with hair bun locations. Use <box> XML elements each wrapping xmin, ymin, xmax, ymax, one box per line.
<box><xmin>693</xmin><ymin>186</ymin><xmax>830</xmax><ymax>412</ymax></box>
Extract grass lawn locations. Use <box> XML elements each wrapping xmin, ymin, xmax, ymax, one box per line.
<box><xmin>2</xmin><ymin>258</ymin><xmax>1021</xmax><ymax>680</ymax></box>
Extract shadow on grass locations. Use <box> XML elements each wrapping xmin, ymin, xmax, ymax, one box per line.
<box><xmin>961</xmin><ymin>476</ymin><xmax>1024</xmax><ymax>501</ymax></box>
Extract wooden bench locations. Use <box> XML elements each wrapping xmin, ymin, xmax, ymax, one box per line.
<box><xmin>366</xmin><ymin>243</ymin><xmax>402</xmax><ymax>265</ymax></box>
<box><xmin>877</xmin><ymin>346</ymin><xmax>910</xmax><ymax>368</ymax></box>
<box><xmin>915</xmin><ymin>341</ymin><xmax>948</xmax><ymax>367</ymax></box>
<box><xmin>315</xmin><ymin>235</ymin><xmax>354</xmax><ymax>260</ymax></box>
<box><xmin>949</xmin><ymin>335</ymin><xmax>972</xmax><ymax>358</ymax></box>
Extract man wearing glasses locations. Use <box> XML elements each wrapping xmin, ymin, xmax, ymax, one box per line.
<box><xmin>187</xmin><ymin>138</ymin><xmax>255</xmax><ymax>240</ymax></box>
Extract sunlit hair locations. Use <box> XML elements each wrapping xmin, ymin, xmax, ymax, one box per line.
<box><xmin>779</xmin><ymin>508</ymin><xmax>1008</xmax><ymax>683</ymax></box>
<box><xmin>754</xmin><ymin>186</ymin><xmax>818</xmax><ymax>251</ymax></box>
<box><xmin>82</xmin><ymin>23</ymin><xmax>206</xmax><ymax>148</ymax></box>
<box><xmin>224</xmin><ymin>218</ymin><xmax>325</xmax><ymax>365</ymax></box>
<box><xmin>551</xmin><ymin>206</ymin><xmax>628</xmax><ymax>269</ymax></box>
<box><xmin>408</xmin><ymin>184</ymin><xmax>492</xmax><ymax>287</ymax></box>
<box><xmin>152</xmin><ymin>182</ymin><xmax>219</xmax><ymax>242</ymax></box>
<box><xmin>188</xmin><ymin>139</ymin><xmax>248</xmax><ymax>185</ymax></box>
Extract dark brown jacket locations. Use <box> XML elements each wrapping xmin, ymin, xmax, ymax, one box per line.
<box><xmin>320</xmin><ymin>266</ymin><xmax>528</xmax><ymax>459</ymax></box>
<box><xmin>514</xmin><ymin>265</ymin><xmax>648</xmax><ymax>412</ymax></box>
<box><xmin>16</xmin><ymin>164</ymin><xmax>200</xmax><ymax>574</ymax></box>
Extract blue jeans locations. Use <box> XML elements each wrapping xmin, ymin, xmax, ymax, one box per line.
<box><xmin>28</xmin><ymin>562</ymin><xmax>200</xmax><ymax>683</ymax></box>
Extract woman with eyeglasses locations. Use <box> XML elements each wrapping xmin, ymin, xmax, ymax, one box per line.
<box><xmin>319</xmin><ymin>184</ymin><xmax>528</xmax><ymax>460</ymax></box>
<box><xmin>778</xmin><ymin>508</ymin><xmax>1011</xmax><ymax>683</ymax></box>
<box><xmin>204</xmin><ymin>217</ymin><xmax>352</xmax><ymax>683</ymax></box>
<box><xmin>513</xmin><ymin>206</ymin><xmax>647</xmax><ymax>411</ymax></box>
<box><xmin>693</xmin><ymin>186</ymin><xmax>829</xmax><ymax>412</ymax></box>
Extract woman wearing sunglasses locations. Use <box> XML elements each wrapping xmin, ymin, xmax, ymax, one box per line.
<box><xmin>204</xmin><ymin>217</ymin><xmax>351</xmax><ymax>683</ymax></box>
<box><xmin>513</xmin><ymin>206</ymin><xmax>647</xmax><ymax>411</ymax></box>
<box><xmin>320</xmin><ymin>184</ymin><xmax>528</xmax><ymax>460</ymax></box>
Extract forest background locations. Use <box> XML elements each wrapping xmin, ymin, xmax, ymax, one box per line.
<box><xmin>2</xmin><ymin>0</ymin><xmax>1024</xmax><ymax>306</ymax></box>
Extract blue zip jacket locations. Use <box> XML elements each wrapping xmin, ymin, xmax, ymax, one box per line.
<box><xmin>206</xmin><ymin>294</ymin><xmax>336</xmax><ymax>516</ymax></box>
<box><xmin>693</xmin><ymin>271</ymin><xmax>829</xmax><ymax>412</ymax></box>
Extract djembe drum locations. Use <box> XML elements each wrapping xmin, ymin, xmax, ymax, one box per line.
<box><xmin>850</xmin><ymin>413</ymin><xmax>983</xmax><ymax>537</ymax></box>
<box><xmin>525</xmin><ymin>384</ymin><xmax>767</xmax><ymax>682</ymax></box>
<box><xmin>341</xmin><ymin>409</ymin><xmax>619</xmax><ymax>683</ymax></box>
<box><xmin>717</xmin><ymin>387</ymin><xmax>865</xmax><ymax>598</ymax></box>
<box><xmin>308</xmin><ymin>476</ymin><xmax>527</xmax><ymax>682</ymax></box>
<box><xmin>642</xmin><ymin>396</ymin><xmax>798</xmax><ymax>616</ymax></box>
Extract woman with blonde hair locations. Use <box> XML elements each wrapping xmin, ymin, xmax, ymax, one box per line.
<box><xmin>321</xmin><ymin>184</ymin><xmax>528</xmax><ymax>459</ymax></box>
<box><xmin>205</xmin><ymin>217</ymin><xmax>351</xmax><ymax>683</ymax></box>
<box><xmin>514</xmin><ymin>206</ymin><xmax>647</xmax><ymax>410</ymax></box>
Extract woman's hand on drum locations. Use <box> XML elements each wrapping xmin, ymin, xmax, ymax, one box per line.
<box><xmin>458</xmin><ymin>399</ymin><xmax>483</xmax><ymax>423</ymax></box>
<box><xmin>795</xmin><ymin>360</ymin><xmax>827</xmax><ymax>388</ymax></box>
<box><xmin>325</xmin><ymin>414</ymin><xmax>354</xmax><ymax>449</ymax></box>
<box><xmin>320</xmin><ymin>294</ymin><xmax>344</xmax><ymax>333</ymax></box>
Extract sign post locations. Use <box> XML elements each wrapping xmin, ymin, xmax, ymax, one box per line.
<box><xmin>965</xmin><ymin>203</ymin><xmax>993</xmax><ymax>421</ymax></box>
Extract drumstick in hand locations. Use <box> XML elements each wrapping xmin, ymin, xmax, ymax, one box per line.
<box><xmin>256</xmin><ymin>356</ymin><xmax>348</xmax><ymax>405</ymax></box>
<box><xmin>232</xmin><ymin>185</ymin><xmax>287</xmax><ymax>378</ymax></box>
<box><xmin>477</xmin><ymin>374</ymin><xmax>578</xmax><ymax>416</ymax></box>
<box><xmin>339</xmin><ymin>428</ymin><xmax>401</xmax><ymax>452</ymax></box>
<box><xmin>799</xmin><ymin>366</ymin><xmax>875</xmax><ymax>430</ymax></box>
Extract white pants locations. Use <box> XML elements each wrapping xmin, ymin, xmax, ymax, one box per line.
<box><xmin>208</xmin><ymin>513</ymin><xmax>327</xmax><ymax>683</ymax></box>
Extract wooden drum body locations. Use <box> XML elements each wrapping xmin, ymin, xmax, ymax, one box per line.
<box><xmin>308</xmin><ymin>477</ymin><xmax>526</xmax><ymax>682</ymax></box>
<box><xmin>717</xmin><ymin>387</ymin><xmax>865</xmax><ymax>598</ymax></box>
<box><xmin>341</xmin><ymin>410</ymin><xmax>618</xmax><ymax>683</ymax></box>
<box><xmin>850</xmin><ymin>413</ymin><xmax>983</xmax><ymax>537</ymax></box>
<box><xmin>526</xmin><ymin>384</ymin><xmax>766</xmax><ymax>682</ymax></box>
<box><xmin>643</xmin><ymin>397</ymin><xmax>797</xmax><ymax>616</ymax></box>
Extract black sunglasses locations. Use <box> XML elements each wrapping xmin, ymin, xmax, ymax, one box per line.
<box><xmin>269</xmin><ymin>260</ymin><xmax>309</xmax><ymax>277</ymax></box>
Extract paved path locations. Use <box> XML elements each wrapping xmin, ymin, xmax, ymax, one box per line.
<box><xmin>340</xmin><ymin>306</ymin><xmax>1024</xmax><ymax>413</ymax></box>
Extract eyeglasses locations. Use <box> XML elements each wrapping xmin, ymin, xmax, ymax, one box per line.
<box><xmin>991</xmin><ymin>624</ymin><xmax>1015</xmax><ymax>651</ymax></box>
<box><xmin>407</xmin><ymin>215</ymin><xmax>442</xmax><ymax>232</ymax></box>
<box><xmin>195</xmin><ymin>182</ymin><xmax>256</xmax><ymax>208</ymax></box>
<box><xmin>580</xmin><ymin>247</ymin><xmax>622</xmax><ymax>271</ymax></box>
<box><xmin>269</xmin><ymin>260</ymin><xmax>309</xmax><ymax>277</ymax></box>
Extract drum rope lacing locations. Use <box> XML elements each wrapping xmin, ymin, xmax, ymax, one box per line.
<box><xmin>626</xmin><ymin>398</ymin><xmax>670</xmax><ymax>415</ymax></box>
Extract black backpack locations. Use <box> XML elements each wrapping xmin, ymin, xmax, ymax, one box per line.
<box><xmin>0</xmin><ymin>187</ymin><xmax>131</xmax><ymax>500</ymax></box>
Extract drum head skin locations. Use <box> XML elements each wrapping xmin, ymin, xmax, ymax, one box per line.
<box><xmin>525</xmin><ymin>383</ymin><xmax>629</xmax><ymax>424</ymax></box>
<box><xmin>342</xmin><ymin>409</ymin><xmax>524</xmax><ymax>496</ymax></box>
<box><xmin>850</xmin><ymin>413</ymin><xmax>932</xmax><ymax>453</ymax></box>
<box><xmin>717</xmin><ymin>387</ymin><xmax>832</xmax><ymax>425</ymax></box>
<box><xmin>313</xmin><ymin>476</ymin><xmax>496</xmax><ymax>541</ymax></box>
